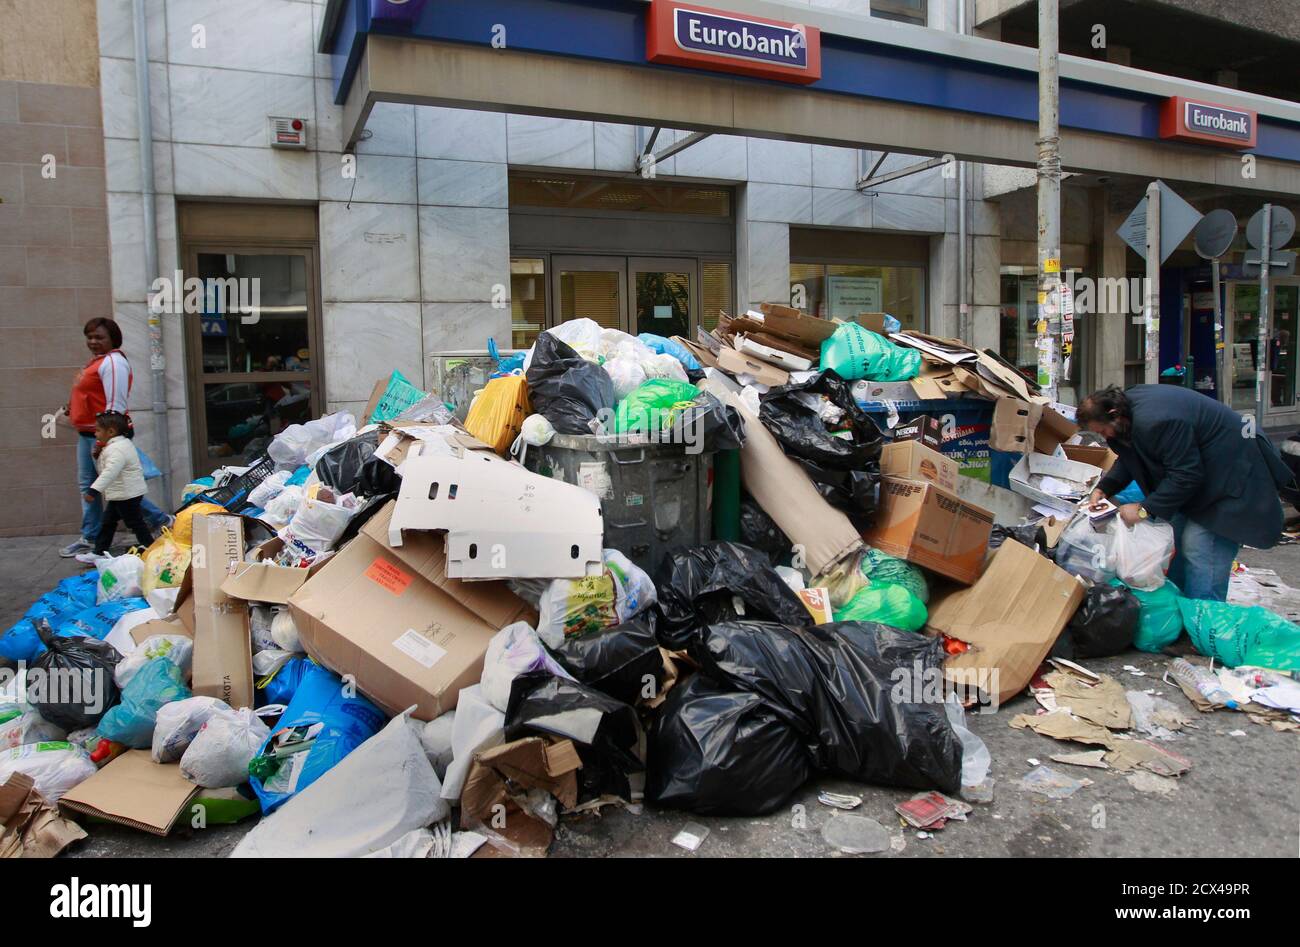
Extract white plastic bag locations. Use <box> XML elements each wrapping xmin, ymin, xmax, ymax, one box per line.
<box><xmin>603</xmin><ymin>356</ymin><xmax>648</xmax><ymax>400</ymax></box>
<box><xmin>269</xmin><ymin>608</ymin><xmax>303</xmax><ymax>653</ymax></box>
<box><xmin>180</xmin><ymin>707</ymin><xmax>271</xmax><ymax>788</ymax></box>
<box><xmin>232</xmin><ymin>710</ymin><xmax>449</xmax><ymax>858</ymax></box>
<box><xmin>519</xmin><ymin>414</ymin><xmax>556</xmax><ymax>448</ymax></box>
<box><xmin>531</xmin><ymin>318</ymin><xmax>604</xmax><ymax>366</ymax></box>
<box><xmin>260</xmin><ymin>485</ymin><xmax>305</xmax><ymax>530</ymax></box>
<box><xmin>249</xmin><ymin>605</ymin><xmax>277</xmax><ymax>652</ymax></box>
<box><xmin>945</xmin><ymin>696</ymin><xmax>991</xmax><ymax>788</ymax></box>
<box><xmin>420</xmin><ymin>711</ymin><xmax>456</xmax><ymax>779</ymax></box>
<box><xmin>103</xmin><ymin>606</ymin><xmax>160</xmax><ymax>657</ymax></box>
<box><xmin>115</xmin><ymin>635</ymin><xmax>193</xmax><ymax>689</ymax></box>
<box><xmin>1055</xmin><ymin>514</ymin><xmax>1119</xmax><ymax>584</ymax></box>
<box><xmin>267</xmin><ymin>411</ymin><xmax>357</xmax><ymax>470</ymax></box>
<box><xmin>247</xmin><ymin>469</ymin><xmax>292</xmax><ymax>509</ymax></box>
<box><xmin>279</xmin><ymin>491</ymin><xmax>357</xmax><ymax>560</ymax></box>
<box><xmin>439</xmin><ymin>685</ymin><xmax>505</xmax><ymax>802</ymax></box>
<box><xmin>535</xmin><ymin>549</ymin><xmax>658</xmax><ymax>648</ymax></box>
<box><xmin>1112</xmin><ymin>519</ymin><xmax>1176</xmax><ymax>591</ymax></box>
<box><xmin>480</xmin><ymin>623</ymin><xmax>575</xmax><ymax>714</ymax></box>
<box><xmin>643</xmin><ymin>352</ymin><xmax>688</xmax><ymax>383</ymax></box>
<box><xmin>94</xmin><ymin>553</ymin><xmax>145</xmax><ymax>603</ymax></box>
<box><xmin>0</xmin><ymin>701</ymin><xmax>65</xmax><ymax>749</ymax></box>
<box><xmin>151</xmin><ymin>695</ymin><xmax>229</xmax><ymax>763</ymax></box>
<box><xmin>0</xmin><ymin>742</ymin><xmax>96</xmax><ymax>802</ymax></box>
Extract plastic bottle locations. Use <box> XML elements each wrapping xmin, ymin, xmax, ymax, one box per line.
<box><xmin>1168</xmin><ymin>658</ymin><xmax>1238</xmax><ymax>709</ymax></box>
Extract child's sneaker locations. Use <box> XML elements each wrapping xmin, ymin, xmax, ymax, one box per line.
<box><xmin>59</xmin><ymin>538</ymin><xmax>93</xmax><ymax>558</ymax></box>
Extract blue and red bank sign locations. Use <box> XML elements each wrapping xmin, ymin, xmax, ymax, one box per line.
<box><xmin>646</xmin><ymin>0</ymin><xmax>821</xmax><ymax>84</ymax></box>
<box><xmin>1159</xmin><ymin>96</ymin><xmax>1257</xmax><ymax>149</ymax></box>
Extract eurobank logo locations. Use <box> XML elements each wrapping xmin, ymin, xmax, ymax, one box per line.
<box><xmin>1160</xmin><ymin>96</ymin><xmax>1256</xmax><ymax>149</ymax></box>
<box><xmin>647</xmin><ymin>1</ymin><xmax>821</xmax><ymax>84</ymax></box>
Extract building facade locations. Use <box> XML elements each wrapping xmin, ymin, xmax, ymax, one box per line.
<box><xmin>1</xmin><ymin>0</ymin><xmax>1296</xmax><ymax>534</ymax></box>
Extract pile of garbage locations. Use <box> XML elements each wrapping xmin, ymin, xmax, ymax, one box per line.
<box><xmin>1</xmin><ymin>304</ymin><xmax>1297</xmax><ymax>859</ymax></box>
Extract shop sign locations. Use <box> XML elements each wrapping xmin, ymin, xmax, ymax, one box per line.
<box><xmin>647</xmin><ymin>1</ymin><xmax>821</xmax><ymax>84</ymax></box>
<box><xmin>1159</xmin><ymin>97</ymin><xmax>1256</xmax><ymax>149</ymax></box>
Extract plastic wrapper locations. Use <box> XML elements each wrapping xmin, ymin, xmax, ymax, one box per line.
<box><xmin>247</xmin><ymin>468</ymin><xmax>292</xmax><ymax>509</ymax></box>
<box><xmin>180</xmin><ymin>707</ymin><xmax>272</xmax><ymax>788</ymax></box>
<box><xmin>602</xmin><ymin>356</ymin><xmax>647</xmax><ymax>400</ymax></box>
<box><xmin>548</xmin><ymin>615</ymin><xmax>666</xmax><ymax>706</ymax></box>
<box><xmin>505</xmin><ymin>672</ymin><xmax>644</xmax><ymax>803</ymax></box>
<box><xmin>267</xmin><ymin>411</ymin><xmax>357</xmax><ymax>470</ymax></box>
<box><xmin>257</xmin><ymin>655</ymin><xmax>312</xmax><ymax>707</ymax></box>
<box><xmin>480</xmin><ymin>622</ymin><xmax>575</xmax><ymax>713</ymax></box>
<box><xmin>270</xmin><ymin>608</ymin><xmax>302</xmax><ymax>653</ymax></box>
<box><xmin>1122</xmin><ymin>580</ymin><xmax>1184</xmax><ymax>653</ymax></box>
<box><xmin>819</xmin><ymin>322</ymin><xmax>921</xmax><ymax>381</ymax></box>
<box><xmin>524</xmin><ymin>333</ymin><xmax>616</xmax><ymax>435</ymax></box>
<box><xmin>260</xmin><ymin>485</ymin><xmax>305</xmax><ymax>530</ymax></box>
<box><xmin>834</xmin><ymin>584</ymin><xmax>927</xmax><ymax>633</ymax></box>
<box><xmin>464</xmin><ymin>374</ymin><xmax>530</xmax><ymax>456</ymax></box>
<box><xmin>535</xmin><ymin>549</ymin><xmax>657</xmax><ymax>647</ymax></box>
<box><xmin>357</xmin><ymin>454</ymin><xmax>401</xmax><ymax>498</ymax></box>
<box><xmin>249</xmin><ymin>663</ymin><xmax>386</xmax><ymax>814</ymax></box>
<box><xmin>647</xmin><ymin>672</ymin><xmax>811</xmax><ymax>815</ymax></box>
<box><xmin>97</xmin><ymin>657</ymin><xmax>191</xmax><ymax>749</ymax></box>
<box><xmin>739</xmin><ymin>497</ymin><xmax>790</xmax><ymax>562</ymax></box>
<box><xmin>664</xmin><ymin>391</ymin><xmax>743</xmax><ymax>453</ymax></box>
<box><xmin>368</xmin><ymin>369</ymin><xmax>429</xmax><ymax>424</ymax></box>
<box><xmin>655</xmin><ymin>541</ymin><xmax>814</xmax><ymax>650</ymax></box>
<box><xmin>689</xmin><ymin>621</ymin><xmax>962</xmax><ymax>793</ymax></box>
<box><xmin>1055</xmin><ymin>515</ymin><xmax>1118</xmax><ymax>584</ymax></box>
<box><xmin>1178</xmin><ymin>597</ymin><xmax>1300</xmax><ymax>671</ymax></box>
<box><xmin>314</xmin><ymin>430</ymin><xmax>382</xmax><ymax>495</ymax></box>
<box><xmin>638</xmin><ymin>333</ymin><xmax>702</xmax><ymax>371</ymax></box>
<box><xmin>1054</xmin><ymin>584</ymin><xmax>1139</xmax><ymax>660</ymax></box>
<box><xmin>279</xmin><ymin>490</ymin><xmax>358</xmax><ymax>560</ymax></box>
<box><xmin>989</xmin><ymin>523</ymin><xmax>1056</xmax><ymax>560</ymax></box>
<box><xmin>28</xmin><ymin>626</ymin><xmax>122</xmax><ymax>731</ymax></box>
<box><xmin>1</xmin><ymin>575</ymin><xmax>96</xmax><ymax>663</ymax></box>
<box><xmin>532</xmin><ymin>318</ymin><xmax>603</xmax><ymax>365</ymax></box>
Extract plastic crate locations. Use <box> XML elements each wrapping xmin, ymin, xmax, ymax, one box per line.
<box><xmin>190</xmin><ymin>454</ymin><xmax>276</xmax><ymax>514</ymax></box>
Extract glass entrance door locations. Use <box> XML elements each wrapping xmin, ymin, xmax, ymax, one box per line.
<box><xmin>1226</xmin><ymin>280</ymin><xmax>1300</xmax><ymax>416</ymax></box>
<box><xmin>184</xmin><ymin>247</ymin><xmax>322</xmax><ymax>474</ymax></box>
<box><xmin>550</xmin><ymin>256</ymin><xmax>699</xmax><ymax>337</ymax></box>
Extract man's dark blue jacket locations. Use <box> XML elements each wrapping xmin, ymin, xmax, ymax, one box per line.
<box><xmin>1097</xmin><ymin>385</ymin><xmax>1294</xmax><ymax>549</ymax></box>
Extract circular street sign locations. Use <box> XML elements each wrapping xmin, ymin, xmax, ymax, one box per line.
<box><xmin>1193</xmin><ymin>209</ymin><xmax>1238</xmax><ymax>259</ymax></box>
<box><xmin>1246</xmin><ymin>205</ymin><xmax>1296</xmax><ymax>251</ymax></box>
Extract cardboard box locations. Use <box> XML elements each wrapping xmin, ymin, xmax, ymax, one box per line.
<box><xmin>288</xmin><ymin>500</ymin><xmax>535</xmax><ymax>721</ymax></box>
<box><xmin>863</xmin><ymin>478</ymin><xmax>994</xmax><ymax>585</ymax></box>
<box><xmin>892</xmin><ymin>414</ymin><xmax>943</xmax><ymax>451</ymax></box>
<box><xmin>716</xmin><ymin>346</ymin><xmax>790</xmax><ymax>387</ymax></box>
<box><xmin>925</xmin><ymin>540</ymin><xmax>1086</xmax><ymax>706</ymax></box>
<box><xmin>189</xmin><ymin>514</ymin><xmax>254</xmax><ymax>709</ymax></box>
<box><xmin>855</xmin><ymin>312</ymin><xmax>888</xmax><ymax>334</ymax></box>
<box><xmin>59</xmin><ymin>751</ymin><xmax>200</xmax><ymax>837</ymax></box>
<box><xmin>727</xmin><ymin>393</ymin><xmax>863</xmax><ymax>576</ymax></box>
<box><xmin>1033</xmin><ymin>405</ymin><xmax>1079</xmax><ymax>454</ymax></box>
<box><xmin>1060</xmin><ymin>443</ymin><xmax>1116</xmax><ymax>473</ymax></box>
<box><xmin>220</xmin><ymin>538</ymin><xmax>328</xmax><ymax>605</ymax></box>
<box><xmin>989</xmin><ymin>398</ymin><xmax>1042</xmax><ymax>453</ymax></box>
<box><xmin>737</xmin><ymin>336</ymin><xmax>813</xmax><ymax>371</ymax></box>
<box><xmin>1008</xmin><ymin>451</ymin><xmax>1104</xmax><ymax>513</ymax></box>
<box><xmin>128</xmin><ymin>616</ymin><xmax>192</xmax><ymax>647</ymax></box>
<box><xmin>880</xmin><ymin>440</ymin><xmax>960</xmax><ymax>494</ymax></box>
<box><xmin>459</xmin><ymin>737</ymin><xmax>582</xmax><ymax>830</ymax></box>
<box><xmin>758</xmin><ymin>302</ymin><xmax>837</xmax><ymax>347</ymax></box>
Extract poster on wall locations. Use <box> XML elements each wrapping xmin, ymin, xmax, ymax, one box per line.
<box><xmin>827</xmin><ymin>276</ymin><xmax>882</xmax><ymax>318</ymax></box>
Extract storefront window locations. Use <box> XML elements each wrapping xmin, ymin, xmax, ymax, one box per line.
<box><xmin>1231</xmin><ymin>282</ymin><xmax>1300</xmax><ymax>412</ymax></box>
<box><xmin>701</xmin><ymin>261</ymin><xmax>731</xmax><ymax>331</ymax></box>
<box><xmin>510</xmin><ymin>257</ymin><xmax>545</xmax><ymax>349</ymax></box>
<box><xmin>788</xmin><ymin>263</ymin><xmax>925</xmax><ymax>330</ymax></box>
<box><xmin>872</xmin><ymin>0</ymin><xmax>926</xmax><ymax>25</ymax></box>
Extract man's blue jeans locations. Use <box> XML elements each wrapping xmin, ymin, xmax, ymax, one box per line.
<box><xmin>1167</xmin><ymin>514</ymin><xmax>1239</xmax><ymax>602</ymax></box>
<box><xmin>77</xmin><ymin>434</ymin><xmax>168</xmax><ymax>542</ymax></box>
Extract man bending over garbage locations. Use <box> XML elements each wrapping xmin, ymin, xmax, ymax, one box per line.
<box><xmin>1079</xmin><ymin>384</ymin><xmax>1293</xmax><ymax>602</ymax></box>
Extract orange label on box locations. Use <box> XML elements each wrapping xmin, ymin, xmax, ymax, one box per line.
<box><xmin>365</xmin><ymin>558</ymin><xmax>412</xmax><ymax>595</ymax></box>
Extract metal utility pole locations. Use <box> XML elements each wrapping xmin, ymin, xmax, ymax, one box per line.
<box><xmin>1143</xmin><ymin>181</ymin><xmax>1161</xmax><ymax>384</ymax></box>
<box><xmin>1256</xmin><ymin>203</ymin><xmax>1274</xmax><ymax>435</ymax></box>
<box><xmin>1035</xmin><ymin>0</ymin><xmax>1062</xmax><ymax>401</ymax></box>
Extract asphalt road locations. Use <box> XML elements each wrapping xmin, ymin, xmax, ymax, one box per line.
<box><xmin>3</xmin><ymin>532</ymin><xmax>1297</xmax><ymax>859</ymax></box>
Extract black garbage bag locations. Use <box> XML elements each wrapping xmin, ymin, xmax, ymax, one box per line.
<box><xmin>356</xmin><ymin>453</ymin><xmax>401</xmax><ymax>497</ymax></box>
<box><xmin>989</xmin><ymin>523</ymin><xmax>1056</xmax><ymax>561</ymax></box>
<box><xmin>28</xmin><ymin>623</ymin><xmax>122</xmax><ymax>730</ymax></box>
<box><xmin>796</xmin><ymin>461</ymin><xmax>878</xmax><ymax>529</ymax></box>
<box><xmin>1055</xmin><ymin>583</ymin><xmax>1140</xmax><ymax>660</ymax></box>
<box><xmin>655</xmin><ymin>542</ymin><xmax>812</xmax><ymax>650</ymax></box>
<box><xmin>646</xmin><ymin>673</ymin><xmax>812</xmax><ymax>815</ymax></box>
<box><xmin>690</xmin><ymin>620</ymin><xmax>962</xmax><ymax>793</ymax></box>
<box><xmin>315</xmin><ymin>430</ymin><xmax>382</xmax><ymax>495</ymax></box>
<box><xmin>759</xmin><ymin>370</ymin><xmax>884</xmax><ymax>470</ymax></box>
<box><xmin>668</xmin><ymin>391</ymin><xmax>744</xmax><ymax>453</ymax></box>
<box><xmin>739</xmin><ymin>497</ymin><xmax>790</xmax><ymax>562</ymax></box>
<box><xmin>547</xmin><ymin>615</ymin><xmax>665</xmax><ymax>706</ymax></box>
<box><xmin>525</xmin><ymin>334</ymin><xmax>616</xmax><ymax>435</ymax></box>
<box><xmin>505</xmin><ymin>672</ymin><xmax>644</xmax><ymax>802</ymax></box>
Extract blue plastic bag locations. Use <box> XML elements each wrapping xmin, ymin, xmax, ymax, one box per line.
<box><xmin>1113</xmin><ymin>481</ymin><xmax>1145</xmax><ymax>504</ymax></box>
<box><xmin>285</xmin><ymin>465</ymin><xmax>311</xmax><ymax>487</ymax></box>
<box><xmin>638</xmin><ymin>333</ymin><xmax>702</xmax><ymax>371</ymax></box>
<box><xmin>1</xmin><ymin>584</ymin><xmax>140</xmax><ymax>663</ymax></box>
<box><xmin>249</xmin><ymin>663</ymin><xmax>386</xmax><ymax>814</ymax></box>
<box><xmin>258</xmin><ymin>656</ymin><xmax>312</xmax><ymax>706</ymax></box>
<box><xmin>55</xmin><ymin>598</ymin><xmax>149</xmax><ymax>642</ymax></box>
<box><xmin>97</xmin><ymin>657</ymin><xmax>191</xmax><ymax>748</ymax></box>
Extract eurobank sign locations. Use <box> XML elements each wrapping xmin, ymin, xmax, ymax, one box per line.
<box><xmin>1160</xmin><ymin>96</ymin><xmax>1257</xmax><ymax>149</ymax></box>
<box><xmin>646</xmin><ymin>0</ymin><xmax>822</xmax><ymax>84</ymax></box>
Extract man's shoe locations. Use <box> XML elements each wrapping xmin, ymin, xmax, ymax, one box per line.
<box><xmin>59</xmin><ymin>539</ymin><xmax>93</xmax><ymax>558</ymax></box>
<box><xmin>74</xmin><ymin>552</ymin><xmax>100</xmax><ymax>564</ymax></box>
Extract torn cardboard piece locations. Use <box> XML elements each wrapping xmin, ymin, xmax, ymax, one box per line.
<box><xmin>59</xmin><ymin>751</ymin><xmax>199</xmax><ymax>837</ymax></box>
<box><xmin>716</xmin><ymin>346</ymin><xmax>791</xmax><ymax>387</ymax></box>
<box><xmin>221</xmin><ymin>538</ymin><xmax>329</xmax><ymax>605</ymax></box>
<box><xmin>190</xmin><ymin>514</ymin><xmax>254</xmax><ymax>709</ymax></box>
<box><xmin>459</xmin><ymin>736</ymin><xmax>582</xmax><ymax>829</ymax></box>
<box><xmin>758</xmin><ymin>302</ymin><xmax>837</xmax><ymax>347</ymax></box>
<box><xmin>1011</xmin><ymin>710</ymin><xmax>1118</xmax><ymax>748</ymax></box>
<box><xmin>926</xmin><ymin>540</ymin><xmax>1086</xmax><ymax>706</ymax></box>
<box><xmin>390</xmin><ymin>443</ymin><xmax>603</xmax><ymax>580</ymax></box>
<box><xmin>1</xmin><ymin>773</ymin><xmax>87</xmax><ymax>858</ymax></box>
<box><xmin>1044</xmin><ymin>670</ymin><xmax>1134</xmax><ymax>731</ymax></box>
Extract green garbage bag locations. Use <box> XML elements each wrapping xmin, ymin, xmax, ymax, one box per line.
<box><xmin>1115</xmin><ymin>580</ymin><xmax>1183</xmax><ymax>652</ymax></box>
<box><xmin>819</xmin><ymin>323</ymin><xmax>921</xmax><ymax>382</ymax></box>
<box><xmin>834</xmin><ymin>584</ymin><xmax>927</xmax><ymax>633</ymax></box>
<box><xmin>1177</xmin><ymin>598</ymin><xmax>1300</xmax><ymax>671</ymax></box>
<box><xmin>861</xmin><ymin>547</ymin><xmax>929</xmax><ymax>604</ymax></box>
<box><xmin>370</xmin><ymin>369</ymin><xmax>428</xmax><ymax>423</ymax></box>
<box><xmin>611</xmin><ymin>379</ymin><xmax>700</xmax><ymax>434</ymax></box>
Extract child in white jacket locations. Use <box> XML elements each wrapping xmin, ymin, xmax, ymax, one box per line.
<box><xmin>82</xmin><ymin>411</ymin><xmax>155</xmax><ymax>555</ymax></box>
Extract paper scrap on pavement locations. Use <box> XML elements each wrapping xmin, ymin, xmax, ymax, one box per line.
<box><xmin>1050</xmin><ymin>750</ymin><xmax>1110</xmax><ymax>769</ymax></box>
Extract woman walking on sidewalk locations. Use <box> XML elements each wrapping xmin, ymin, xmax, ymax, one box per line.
<box><xmin>60</xmin><ymin>317</ymin><xmax>171</xmax><ymax>557</ymax></box>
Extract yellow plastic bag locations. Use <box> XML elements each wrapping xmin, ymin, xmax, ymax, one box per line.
<box><xmin>140</xmin><ymin>529</ymin><xmax>192</xmax><ymax>596</ymax></box>
<box><xmin>464</xmin><ymin>374</ymin><xmax>531</xmax><ymax>456</ymax></box>
<box><xmin>172</xmin><ymin>502</ymin><xmax>225</xmax><ymax>546</ymax></box>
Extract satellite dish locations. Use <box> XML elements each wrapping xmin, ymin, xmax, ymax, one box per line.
<box><xmin>1246</xmin><ymin>206</ymin><xmax>1296</xmax><ymax>251</ymax></box>
<box><xmin>1193</xmin><ymin>209</ymin><xmax>1237</xmax><ymax>260</ymax></box>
